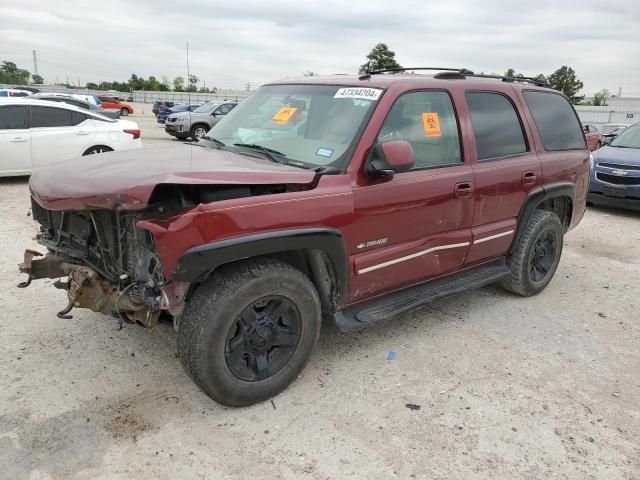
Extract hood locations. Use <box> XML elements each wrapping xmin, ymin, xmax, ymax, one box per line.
<box><xmin>30</xmin><ymin>144</ymin><xmax>316</xmax><ymax>211</ymax></box>
<box><xmin>169</xmin><ymin>111</ymin><xmax>190</xmax><ymax>119</ymax></box>
<box><xmin>594</xmin><ymin>145</ymin><xmax>640</xmax><ymax>166</ymax></box>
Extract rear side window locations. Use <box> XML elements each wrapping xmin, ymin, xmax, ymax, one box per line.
<box><xmin>522</xmin><ymin>91</ymin><xmax>585</xmax><ymax>150</ymax></box>
<box><xmin>377</xmin><ymin>91</ymin><xmax>462</xmax><ymax>169</ymax></box>
<box><xmin>0</xmin><ymin>106</ymin><xmax>27</xmax><ymax>129</ymax></box>
<box><xmin>71</xmin><ymin>111</ymin><xmax>87</xmax><ymax>125</ymax></box>
<box><xmin>466</xmin><ymin>92</ymin><xmax>528</xmax><ymax>160</ymax></box>
<box><xmin>31</xmin><ymin>106</ymin><xmax>77</xmax><ymax>128</ymax></box>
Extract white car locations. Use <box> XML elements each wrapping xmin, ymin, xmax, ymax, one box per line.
<box><xmin>0</xmin><ymin>98</ymin><xmax>142</xmax><ymax>177</ymax></box>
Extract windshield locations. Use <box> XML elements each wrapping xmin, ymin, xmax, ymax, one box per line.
<box><xmin>610</xmin><ymin>124</ymin><xmax>640</xmax><ymax>148</ymax></box>
<box><xmin>601</xmin><ymin>124</ymin><xmax>626</xmax><ymax>134</ymax></box>
<box><xmin>193</xmin><ymin>102</ymin><xmax>218</xmax><ymax>114</ymax></box>
<box><xmin>206</xmin><ymin>84</ymin><xmax>381</xmax><ymax>168</ymax></box>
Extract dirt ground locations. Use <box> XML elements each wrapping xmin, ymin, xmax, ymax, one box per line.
<box><xmin>0</xmin><ymin>106</ymin><xmax>639</xmax><ymax>479</ymax></box>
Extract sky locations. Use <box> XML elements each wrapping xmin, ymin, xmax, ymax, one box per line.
<box><xmin>1</xmin><ymin>0</ymin><xmax>639</xmax><ymax>96</ymax></box>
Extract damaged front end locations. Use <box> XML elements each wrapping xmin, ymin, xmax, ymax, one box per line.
<box><xmin>19</xmin><ymin>200</ymin><xmax>188</xmax><ymax>327</ymax></box>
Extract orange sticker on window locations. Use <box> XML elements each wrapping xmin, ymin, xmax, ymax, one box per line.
<box><xmin>271</xmin><ymin>107</ymin><xmax>298</xmax><ymax>124</ymax></box>
<box><xmin>422</xmin><ymin>112</ymin><xmax>441</xmax><ymax>137</ymax></box>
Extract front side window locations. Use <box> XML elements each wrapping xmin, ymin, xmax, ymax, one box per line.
<box><xmin>522</xmin><ymin>91</ymin><xmax>585</xmax><ymax>151</ymax></box>
<box><xmin>216</xmin><ymin>103</ymin><xmax>235</xmax><ymax>115</ymax></box>
<box><xmin>206</xmin><ymin>84</ymin><xmax>380</xmax><ymax>168</ymax></box>
<box><xmin>100</xmin><ymin>96</ymin><xmax>117</xmax><ymax>103</ymax></box>
<box><xmin>0</xmin><ymin>106</ymin><xmax>27</xmax><ymax>129</ymax></box>
<box><xmin>467</xmin><ymin>92</ymin><xmax>528</xmax><ymax>160</ymax></box>
<box><xmin>377</xmin><ymin>91</ymin><xmax>462</xmax><ymax>169</ymax></box>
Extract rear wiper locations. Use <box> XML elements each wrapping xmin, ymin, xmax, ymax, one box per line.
<box><xmin>232</xmin><ymin>143</ymin><xmax>286</xmax><ymax>163</ymax></box>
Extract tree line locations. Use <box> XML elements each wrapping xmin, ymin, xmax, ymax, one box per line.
<box><xmin>1</xmin><ymin>53</ymin><xmax>611</xmax><ymax>105</ymax></box>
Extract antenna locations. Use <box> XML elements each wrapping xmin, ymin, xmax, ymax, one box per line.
<box><xmin>186</xmin><ymin>42</ymin><xmax>191</xmax><ymax>138</ymax></box>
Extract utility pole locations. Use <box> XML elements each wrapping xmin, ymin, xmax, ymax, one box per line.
<box><xmin>32</xmin><ymin>50</ymin><xmax>39</xmax><ymax>77</ymax></box>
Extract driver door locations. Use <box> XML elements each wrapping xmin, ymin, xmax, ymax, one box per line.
<box><xmin>348</xmin><ymin>90</ymin><xmax>475</xmax><ymax>302</ymax></box>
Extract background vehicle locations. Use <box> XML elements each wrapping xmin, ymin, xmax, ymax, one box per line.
<box><xmin>588</xmin><ymin>122</ymin><xmax>640</xmax><ymax>210</ymax></box>
<box><xmin>601</xmin><ymin>123</ymin><xmax>631</xmax><ymax>145</ymax></box>
<box><xmin>153</xmin><ymin>100</ymin><xmax>175</xmax><ymax>116</ymax></box>
<box><xmin>156</xmin><ymin>102</ymin><xmax>202</xmax><ymax>124</ymax></box>
<box><xmin>0</xmin><ymin>98</ymin><xmax>141</xmax><ymax>177</ymax></box>
<box><xmin>165</xmin><ymin>101</ymin><xmax>238</xmax><ymax>140</ymax></box>
<box><xmin>20</xmin><ymin>70</ymin><xmax>588</xmax><ymax>407</ymax></box>
<box><xmin>32</xmin><ymin>94</ymin><xmax>120</xmax><ymax>119</ymax></box>
<box><xmin>583</xmin><ymin>124</ymin><xmax>603</xmax><ymax>151</ymax></box>
<box><xmin>97</xmin><ymin>96</ymin><xmax>134</xmax><ymax>116</ymax></box>
<box><xmin>0</xmin><ymin>88</ymin><xmax>32</xmax><ymax>97</ymax></box>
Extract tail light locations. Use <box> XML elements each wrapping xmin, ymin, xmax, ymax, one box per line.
<box><xmin>123</xmin><ymin>129</ymin><xmax>141</xmax><ymax>139</ymax></box>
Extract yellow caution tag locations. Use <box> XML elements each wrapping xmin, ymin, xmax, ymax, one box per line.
<box><xmin>271</xmin><ymin>107</ymin><xmax>298</xmax><ymax>124</ymax></box>
<box><xmin>421</xmin><ymin>112</ymin><xmax>441</xmax><ymax>137</ymax></box>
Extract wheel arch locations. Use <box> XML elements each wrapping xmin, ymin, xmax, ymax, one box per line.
<box><xmin>171</xmin><ymin>228</ymin><xmax>348</xmax><ymax>313</ymax></box>
<box><xmin>510</xmin><ymin>183</ymin><xmax>575</xmax><ymax>255</ymax></box>
<box><xmin>82</xmin><ymin>144</ymin><xmax>114</xmax><ymax>155</ymax></box>
<box><xmin>190</xmin><ymin>122</ymin><xmax>210</xmax><ymax>135</ymax></box>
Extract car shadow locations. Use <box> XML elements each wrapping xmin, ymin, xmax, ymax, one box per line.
<box><xmin>0</xmin><ymin>176</ymin><xmax>30</xmax><ymax>186</ymax></box>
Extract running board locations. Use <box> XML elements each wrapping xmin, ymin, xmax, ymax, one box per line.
<box><xmin>334</xmin><ymin>260</ymin><xmax>509</xmax><ymax>332</ymax></box>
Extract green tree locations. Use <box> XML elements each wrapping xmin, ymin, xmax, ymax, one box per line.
<box><xmin>187</xmin><ymin>74</ymin><xmax>199</xmax><ymax>92</ymax></box>
<box><xmin>0</xmin><ymin>61</ymin><xmax>31</xmax><ymax>84</ymax></box>
<box><xmin>86</xmin><ymin>82</ymin><xmax>99</xmax><ymax>90</ymax></box>
<box><xmin>504</xmin><ymin>68</ymin><xmax>524</xmax><ymax>78</ymax></box>
<box><xmin>592</xmin><ymin>88</ymin><xmax>610</xmax><ymax>106</ymax></box>
<box><xmin>173</xmin><ymin>76</ymin><xmax>185</xmax><ymax>91</ymax></box>
<box><xmin>359</xmin><ymin>43</ymin><xmax>402</xmax><ymax>73</ymax></box>
<box><xmin>31</xmin><ymin>73</ymin><xmax>44</xmax><ymax>84</ymax></box>
<box><xmin>547</xmin><ymin>66</ymin><xmax>584</xmax><ymax>104</ymax></box>
<box><xmin>534</xmin><ymin>73</ymin><xmax>548</xmax><ymax>84</ymax></box>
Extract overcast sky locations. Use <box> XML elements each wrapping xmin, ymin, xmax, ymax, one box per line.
<box><xmin>1</xmin><ymin>0</ymin><xmax>639</xmax><ymax>95</ymax></box>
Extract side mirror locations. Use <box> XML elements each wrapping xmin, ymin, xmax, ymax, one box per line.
<box><xmin>365</xmin><ymin>140</ymin><xmax>414</xmax><ymax>178</ymax></box>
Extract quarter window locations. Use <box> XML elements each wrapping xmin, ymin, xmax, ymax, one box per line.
<box><xmin>0</xmin><ymin>106</ymin><xmax>27</xmax><ymax>129</ymax></box>
<box><xmin>466</xmin><ymin>92</ymin><xmax>528</xmax><ymax>160</ymax></box>
<box><xmin>522</xmin><ymin>91</ymin><xmax>585</xmax><ymax>150</ymax></box>
<box><xmin>377</xmin><ymin>91</ymin><xmax>462</xmax><ymax>169</ymax></box>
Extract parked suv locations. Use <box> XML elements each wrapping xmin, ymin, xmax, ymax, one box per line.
<box><xmin>19</xmin><ymin>70</ymin><xmax>589</xmax><ymax>406</ymax></box>
<box><xmin>165</xmin><ymin>101</ymin><xmax>239</xmax><ymax>140</ymax></box>
<box><xmin>152</xmin><ymin>100</ymin><xmax>175</xmax><ymax>116</ymax></box>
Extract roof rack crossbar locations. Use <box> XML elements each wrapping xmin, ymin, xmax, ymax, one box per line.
<box><xmin>361</xmin><ymin>66</ymin><xmax>549</xmax><ymax>87</ymax></box>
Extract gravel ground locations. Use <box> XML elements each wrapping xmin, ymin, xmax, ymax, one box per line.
<box><xmin>0</xmin><ymin>107</ymin><xmax>639</xmax><ymax>479</ymax></box>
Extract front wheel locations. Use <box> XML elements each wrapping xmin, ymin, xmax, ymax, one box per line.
<box><xmin>500</xmin><ymin>210</ymin><xmax>564</xmax><ymax>296</ymax></box>
<box><xmin>190</xmin><ymin>125</ymin><xmax>208</xmax><ymax>141</ymax></box>
<box><xmin>120</xmin><ymin>107</ymin><xmax>129</xmax><ymax>116</ymax></box>
<box><xmin>178</xmin><ymin>259</ymin><xmax>322</xmax><ymax>406</ymax></box>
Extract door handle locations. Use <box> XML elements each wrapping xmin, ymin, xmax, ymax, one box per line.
<box><xmin>9</xmin><ymin>136</ymin><xmax>27</xmax><ymax>142</ymax></box>
<box><xmin>454</xmin><ymin>182</ymin><xmax>474</xmax><ymax>199</ymax></box>
<box><xmin>522</xmin><ymin>171</ymin><xmax>537</xmax><ymax>185</ymax></box>
<box><xmin>75</xmin><ymin>130</ymin><xmax>90</xmax><ymax>135</ymax></box>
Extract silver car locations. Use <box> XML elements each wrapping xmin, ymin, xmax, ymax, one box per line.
<box><xmin>164</xmin><ymin>101</ymin><xmax>238</xmax><ymax>140</ymax></box>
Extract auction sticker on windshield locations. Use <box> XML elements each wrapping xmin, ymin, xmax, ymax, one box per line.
<box><xmin>334</xmin><ymin>87</ymin><xmax>383</xmax><ymax>100</ymax></box>
<box><xmin>271</xmin><ymin>107</ymin><xmax>298</xmax><ymax>124</ymax></box>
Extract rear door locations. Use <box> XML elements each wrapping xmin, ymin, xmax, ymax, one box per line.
<box><xmin>0</xmin><ymin>105</ymin><xmax>31</xmax><ymax>175</ymax></box>
<box><xmin>464</xmin><ymin>89</ymin><xmax>542</xmax><ymax>264</ymax></box>
<box><xmin>348</xmin><ymin>90</ymin><xmax>475</xmax><ymax>302</ymax></box>
<box><xmin>98</xmin><ymin>96</ymin><xmax>118</xmax><ymax>109</ymax></box>
<box><xmin>29</xmin><ymin>106</ymin><xmax>96</xmax><ymax>169</ymax></box>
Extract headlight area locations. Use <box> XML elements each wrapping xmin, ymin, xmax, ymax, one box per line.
<box><xmin>18</xmin><ymin>204</ymin><xmax>179</xmax><ymax>328</ymax></box>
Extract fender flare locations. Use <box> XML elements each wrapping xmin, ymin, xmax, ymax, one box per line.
<box><xmin>170</xmin><ymin>227</ymin><xmax>348</xmax><ymax>301</ymax></box>
<box><xmin>509</xmin><ymin>182</ymin><xmax>575</xmax><ymax>254</ymax></box>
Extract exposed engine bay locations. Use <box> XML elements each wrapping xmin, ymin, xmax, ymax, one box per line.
<box><xmin>19</xmin><ymin>182</ymin><xmax>297</xmax><ymax>327</ymax></box>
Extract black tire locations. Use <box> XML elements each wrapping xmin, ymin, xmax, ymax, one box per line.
<box><xmin>190</xmin><ymin>124</ymin><xmax>208</xmax><ymax>141</ymax></box>
<box><xmin>500</xmin><ymin>210</ymin><xmax>564</xmax><ymax>297</ymax></box>
<box><xmin>120</xmin><ymin>107</ymin><xmax>129</xmax><ymax>116</ymax></box>
<box><xmin>82</xmin><ymin>145</ymin><xmax>113</xmax><ymax>155</ymax></box>
<box><xmin>178</xmin><ymin>258</ymin><xmax>322</xmax><ymax>407</ymax></box>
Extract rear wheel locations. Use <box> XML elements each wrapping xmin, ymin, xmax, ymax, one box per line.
<box><xmin>500</xmin><ymin>210</ymin><xmax>564</xmax><ymax>296</ymax></box>
<box><xmin>82</xmin><ymin>145</ymin><xmax>113</xmax><ymax>155</ymax></box>
<box><xmin>120</xmin><ymin>107</ymin><xmax>129</xmax><ymax>116</ymax></box>
<box><xmin>178</xmin><ymin>258</ymin><xmax>322</xmax><ymax>406</ymax></box>
<box><xmin>191</xmin><ymin>125</ymin><xmax>208</xmax><ymax>141</ymax></box>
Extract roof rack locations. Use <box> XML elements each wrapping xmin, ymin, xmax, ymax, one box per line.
<box><xmin>359</xmin><ymin>67</ymin><xmax>549</xmax><ymax>87</ymax></box>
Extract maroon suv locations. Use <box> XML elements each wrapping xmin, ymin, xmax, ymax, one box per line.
<box><xmin>20</xmin><ymin>69</ymin><xmax>589</xmax><ymax>406</ymax></box>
